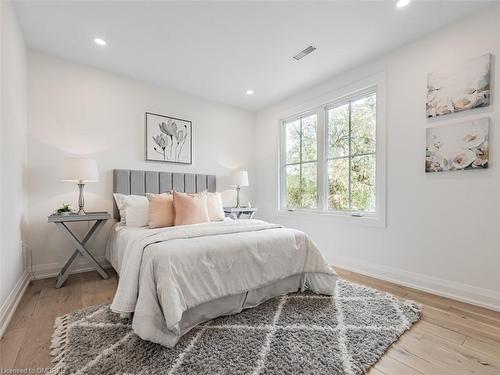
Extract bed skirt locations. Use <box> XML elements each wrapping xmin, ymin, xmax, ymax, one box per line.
<box><xmin>133</xmin><ymin>273</ymin><xmax>307</xmax><ymax>347</ymax></box>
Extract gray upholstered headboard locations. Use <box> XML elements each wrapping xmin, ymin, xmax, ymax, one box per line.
<box><xmin>113</xmin><ymin>169</ymin><xmax>216</xmax><ymax>219</ymax></box>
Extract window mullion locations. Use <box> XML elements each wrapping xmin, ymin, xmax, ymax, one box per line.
<box><xmin>281</xmin><ymin>121</ymin><xmax>286</xmax><ymax>209</ymax></box>
<box><xmin>299</xmin><ymin>117</ymin><xmax>303</xmax><ymax>208</ymax></box>
<box><xmin>316</xmin><ymin>107</ymin><xmax>326</xmax><ymax>210</ymax></box>
<box><xmin>348</xmin><ymin>101</ymin><xmax>352</xmax><ymax>209</ymax></box>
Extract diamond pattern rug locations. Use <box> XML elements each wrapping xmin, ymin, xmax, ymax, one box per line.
<box><xmin>51</xmin><ymin>279</ymin><xmax>421</xmax><ymax>374</ymax></box>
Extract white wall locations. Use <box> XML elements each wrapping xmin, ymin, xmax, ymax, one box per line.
<box><xmin>27</xmin><ymin>52</ymin><xmax>255</xmax><ymax>277</ymax></box>
<box><xmin>0</xmin><ymin>1</ymin><xmax>29</xmax><ymax>334</ymax></box>
<box><xmin>254</xmin><ymin>5</ymin><xmax>500</xmax><ymax>310</ymax></box>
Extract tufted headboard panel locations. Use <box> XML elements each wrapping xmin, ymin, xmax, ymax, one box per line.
<box><xmin>113</xmin><ymin>169</ymin><xmax>216</xmax><ymax>219</ymax></box>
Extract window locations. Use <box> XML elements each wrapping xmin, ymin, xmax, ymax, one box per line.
<box><xmin>283</xmin><ymin>113</ymin><xmax>318</xmax><ymax>209</ymax></box>
<box><xmin>280</xmin><ymin>80</ymin><xmax>384</xmax><ymax>223</ymax></box>
<box><xmin>327</xmin><ymin>92</ymin><xmax>376</xmax><ymax>212</ymax></box>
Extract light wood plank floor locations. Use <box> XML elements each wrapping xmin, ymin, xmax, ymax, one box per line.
<box><xmin>1</xmin><ymin>268</ymin><xmax>499</xmax><ymax>374</ymax></box>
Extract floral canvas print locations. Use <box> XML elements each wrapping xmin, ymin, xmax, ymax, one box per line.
<box><xmin>146</xmin><ymin>112</ymin><xmax>192</xmax><ymax>164</ymax></box>
<box><xmin>426</xmin><ymin>118</ymin><xmax>489</xmax><ymax>173</ymax></box>
<box><xmin>426</xmin><ymin>54</ymin><xmax>491</xmax><ymax>118</ymax></box>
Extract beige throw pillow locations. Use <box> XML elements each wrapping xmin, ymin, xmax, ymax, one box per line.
<box><xmin>173</xmin><ymin>190</ymin><xmax>210</xmax><ymax>226</ymax></box>
<box><xmin>146</xmin><ymin>193</ymin><xmax>175</xmax><ymax>228</ymax></box>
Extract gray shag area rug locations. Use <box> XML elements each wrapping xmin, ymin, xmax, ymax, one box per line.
<box><xmin>51</xmin><ymin>279</ymin><xmax>420</xmax><ymax>375</ymax></box>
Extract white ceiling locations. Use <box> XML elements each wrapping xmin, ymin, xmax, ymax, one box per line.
<box><xmin>14</xmin><ymin>1</ymin><xmax>492</xmax><ymax>111</ymax></box>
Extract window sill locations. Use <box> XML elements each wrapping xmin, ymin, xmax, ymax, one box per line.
<box><xmin>275</xmin><ymin>209</ymin><xmax>386</xmax><ymax>228</ymax></box>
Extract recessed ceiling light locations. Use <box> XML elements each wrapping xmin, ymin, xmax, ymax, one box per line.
<box><xmin>94</xmin><ymin>38</ymin><xmax>107</xmax><ymax>46</ymax></box>
<box><xmin>396</xmin><ymin>0</ymin><xmax>411</xmax><ymax>8</ymax></box>
<box><xmin>246</xmin><ymin>89</ymin><xmax>254</xmax><ymax>96</ymax></box>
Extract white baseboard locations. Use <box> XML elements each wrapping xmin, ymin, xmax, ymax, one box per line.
<box><xmin>333</xmin><ymin>256</ymin><xmax>500</xmax><ymax>312</ymax></box>
<box><xmin>0</xmin><ymin>270</ymin><xmax>30</xmax><ymax>338</ymax></box>
<box><xmin>32</xmin><ymin>256</ymin><xmax>112</xmax><ymax>280</ymax></box>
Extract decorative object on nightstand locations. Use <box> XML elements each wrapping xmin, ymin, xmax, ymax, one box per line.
<box><xmin>48</xmin><ymin>211</ymin><xmax>110</xmax><ymax>288</ymax></box>
<box><xmin>223</xmin><ymin>206</ymin><xmax>257</xmax><ymax>220</ymax></box>
<box><xmin>62</xmin><ymin>157</ymin><xmax>99</xmax><ymax>215</ymax></box>
<box><xmin>229</xmin><ymin>170</ymin><xmax>249</xmax><ymax>208</ymax></box>
<box><xmin>54</xmin><ymin>203</ymin><xmax>76</xmax><ymax>216</ymax></box>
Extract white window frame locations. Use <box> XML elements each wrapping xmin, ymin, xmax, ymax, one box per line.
<box><xmin>278</xmin><ymin>73</ymin><xmax>386</xmax><ymax>227</ymax></box>
<box><xmin>281</xmin><ymin>110</ymin><xmax>319</xmax><ymax>209</ymax></box>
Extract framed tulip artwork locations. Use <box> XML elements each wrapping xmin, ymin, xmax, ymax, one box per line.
<box><xmin>145</xmin><ymin>112</ymin><xmax>192</xmax><ymax>164</ymax></box>
<box><xmin>426</xmin><ymin>54</ymin><xmax>491</xmax><ymax>118</ymax></box>
<box><xmin>425</xmin><ymin>117</ymin><xmax>489</xmax><ymax>173</ymax></box>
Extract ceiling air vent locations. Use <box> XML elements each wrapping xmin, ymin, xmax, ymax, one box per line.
<box><xmin>292</xmin><ymin>45</ymin><xmax>317</xmax><ymax>61</ymax></box>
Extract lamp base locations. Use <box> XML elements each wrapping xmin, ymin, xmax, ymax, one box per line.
<box><xmin>77</xmin><ymin>183</ymin><xmax>86</xmax><ymax>215</ymax></box>
<box><xmin>235</xmin><ymin>186</ymin><xmax>241</xmax><ymax>208</ymax></box>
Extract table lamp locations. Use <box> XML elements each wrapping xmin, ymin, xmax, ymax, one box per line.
<box><xmin>62</xmin><ymin>157</ymin><xmax>99</xmax><ymax>215</ymax></box>
<box><xmin>229</xmin><ymin>170</ymin><xmax>249</xmax><ymax>208</ymax></box>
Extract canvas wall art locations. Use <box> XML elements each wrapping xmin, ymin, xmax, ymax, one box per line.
<box><xmin>426</xmin><ymin>117</ymin><xmax>489</xmax><ymax>173</ymax></box>
<box><xmin>426</xmin><ymin>54</ymin><xmax>491</xmax><ymax>118</ymax></box>
<box><xmin>145</xmin><ymin>112</ymin><xmax>192</xmax><ymax>164</ymax></box>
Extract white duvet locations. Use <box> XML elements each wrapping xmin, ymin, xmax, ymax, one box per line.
<box><xmin>108</xmin><ymin>219</ymin><xmax>337</xmax><ymax>346</ymax></box>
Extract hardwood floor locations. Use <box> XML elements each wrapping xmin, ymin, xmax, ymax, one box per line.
<box><xmin>1</xmin><ymin>268</ymin><xmax>499</xmax><ymax>374</ymax></box>
<box><xmin>0</xmin><ymin>271</ymin><xmax>118</xmax><ymax>371</ymax></box>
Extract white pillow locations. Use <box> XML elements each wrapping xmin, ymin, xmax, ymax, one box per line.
<box><xmin>113</xmin><ymin>193</ymin><xmax>149</xmax><ymax>227</ymax></box>
<box><xmin>206</xmin><ymin>192</ymin><xmax>225</xmax><ymax>221</ymax></box>
<box><xmin>113</xmin><ymin>193</ymin><xmax>127</xmax><ymax>222</ymax></box>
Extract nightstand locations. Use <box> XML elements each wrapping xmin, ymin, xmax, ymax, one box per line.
<box><xmin>48</xmin><ymin>212</ymin><xmax>110</xmax><ymax>288</ymax></box>
<box><xmin>223</xmin><ymin>207</ymin><xmax>257</xmax><ymax>220</ymax></box>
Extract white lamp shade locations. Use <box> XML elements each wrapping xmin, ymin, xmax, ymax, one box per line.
<box><xmin>229</xmin><ymin>170</ymin><xmax>249</xmax><ymax>187</ymax></box>
<box><xmin>62</xmin><ymin>157</ymin><xmax>99</xmax><ymax>182</ymax></box>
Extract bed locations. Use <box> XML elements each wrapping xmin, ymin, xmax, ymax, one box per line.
<box><xmin>106</xmin><ymin>169</ymin><xmax>337</xmax><ymax>348</ymax></box>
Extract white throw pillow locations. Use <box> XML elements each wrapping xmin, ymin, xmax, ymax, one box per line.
<box><xmin>206</xmin><ymin>192</ymin><xmax>225</xmax><ymax>221</ymax></box>
<box><xmin>113</xmin><ymin>193</ymin><xmax>127</xmax><ymax>223</ymax></box>
<box><xmin>113</xmin><ymin>193</ymin><xmax>149</xmax><ymax>227</ymax></box>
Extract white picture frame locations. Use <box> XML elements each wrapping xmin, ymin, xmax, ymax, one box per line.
<box><xmin>145</xmin><ymin>112</ymin><xmax>192</xmax><ymax>164</ymax></box>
